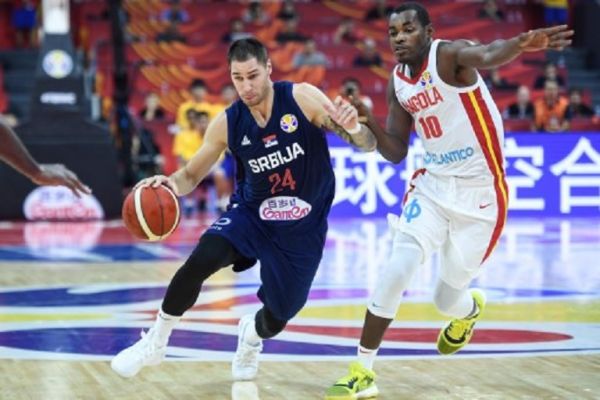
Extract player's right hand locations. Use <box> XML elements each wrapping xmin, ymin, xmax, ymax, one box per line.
<box><xmin>518</xmin><ymin>24</ymin><xmax>574</xmax><ymax>52</ymax></box>
<box><xmin>134</xmin><ymin>175</ymin><xmax>179</xmax><ymax>196</ymax></box>
<box><xmin>33</xmin><ymin>164</ymin><xmax>92</xmax><ymax>198</ymax></box>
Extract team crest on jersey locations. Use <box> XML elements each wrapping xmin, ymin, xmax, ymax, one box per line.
<box><xmin>280</xmin><ymin>114</ymin><xmax>298</xmax><ymax>133</ymax></box>
<box><xmin>419</xmin><ymin>71</ymin><xmax>433</xmax><ymax>89</ymax></box>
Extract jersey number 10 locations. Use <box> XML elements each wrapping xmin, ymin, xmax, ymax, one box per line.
<box><xmin>418</xmin><ymin>116</ymin><xmax>443</xmax><ymax>139</ymax></box>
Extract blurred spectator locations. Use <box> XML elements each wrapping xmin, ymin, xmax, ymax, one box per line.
<box><xmin>242</xmin><ymin>1</ymin><xmax>270</xmax><ymax>26</ymax></box>
<box><xmin>176</xmin><ymin>79</ymin><xmax>224</xmax><ymax>129</ymax></box>
<box><xmin>12</xmin><ymin>0</ymin><xmax>37</xmax><ymax>48</ymax></box>
<box><xmin>504</xmin><ymin>85</ymin><xmax>534</xmax><ymax>119</ymax></box>
<box><xmin>277</xmin><ymin>0</ymin><xmax>298</xmax><ymax>21</ymax></box>
<box><xmin>160</xmin><ymin>0</ymin><xmax>190</xmax><ymax>24</ymax></box>
<box><xmin>174</xmin><ymin>110</ymin><xmax>206</xmax><ymax>215</ymax></box>
<box><xmin>292</xmin><ymin>39</ymin><xmax>329</xmax><ymax>68</ymax></box>
<box><xmin>221</xmin><ymin>19</ymin><xmax>252</xmax><ymax>44</ymax></box>
<box><xmin>478</xmin><ymin>0</ymin><xmax>505</xmax><ymax>22</ymax></box>
<box><xmin>174</xmin><ymin>110</ymin><xmax>231</xmax><ymax>214</ymax></box>
<box><xmin>133</xmin><ymin>126</ymin><xmax>162</xmax><ymax>180</ymax></box>
<box><xmin>138</xmin><ymin>93</ymin><xmax>165</xmax><ymax>122</ymax></box>
<box><xmin>275</xmin><ymin>18</ymin><xmax>308</xmax><ymax>45</ymax></box>
<box><xmin>533</xmin><ymin>62</ymin><xmax>565</xmax><ymax>89</ymax></box>
<box><xmin>155</xmin><ymin>21</ymin><xmax>186</xmax><ymax>43</ymax></box>
<box><xmin>174</xmin><ymin>110</ymin><xmax>206</xmax><ymax>169</ymax></box>
<box><xmin>565</xmin><ymin>88</ymin><xmax>595</xmax><ymax>118</ymax></box>
<box><xmin>353</xmin><ymin>38</ymin><xmax>383</xmax><ymax>68</ymax></box>
<box><xmin>541</xmin><ymin>0</ymin><xmax>568</xmax><ymax>26</ymax></box>
<box><xmin>333</xmin><ymin>18</ymin><xmax>364</xmax><ymax>45</ymax></box>
<box><xmin>484</xmin><ymin>68</ymin><xmax>518</xmax><ymax>91</ymax></box>
<box><xmin>364</xmin><ymin>0</ymin><xmax>394</xmax><ymax>22</ymax></box>
<box><xmin>220</xmin><ymin>84</ymin><xmax>238</xmax><ymax>107</ymax></box>
<box><xmin>340</xmin><ymin>78</ymin><xmax>374</xmax><ymax>112</ymax></box>
<box><xmin>533</xmin><ymin>80</ymin><xmax>569</xmax><ymax>132</ymax></box>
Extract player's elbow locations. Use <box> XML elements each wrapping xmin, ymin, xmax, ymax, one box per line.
<box><xmin>381</xmin><ymin>147</ymin><xmax>407</xmax><ymax>164</ymax></box>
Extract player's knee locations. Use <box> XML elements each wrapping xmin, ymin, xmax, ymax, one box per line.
<box><xmin>255</xmin><ymin>307</ymin><xmax>287</xmax><ymax>339</ymax></box>
<box><xmin>181</xmin><ymin>234</ymin><xmax>235</xmax><ymax>280</ymax></box>
<box><xmin>367</xmin><ymin>237</ymin><xmax>423</xmax><ymax>318</ymax></box>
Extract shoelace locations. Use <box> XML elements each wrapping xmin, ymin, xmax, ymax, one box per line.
<box><xmin>447</xmin><ymin>319</ymin><xmax>471</xmax><ymax>339</ymax></box>
<box><xmin>235</xmin><ymin>342</ymin><xmax>261</xmax><ymax>367</ymax></box>
<box><xmin>133</xmin><ymin>329</ymin><xmax>160</xmax><ymax>358</ymax></box>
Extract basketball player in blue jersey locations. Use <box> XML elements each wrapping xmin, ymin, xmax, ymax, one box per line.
<box><xmin>325</xmin><ymin>3</ymin><xmax>572</xmax><ymax>399</ymax></box>
<box><xmin>111</xmin><ymin>38</ymin><xmax>378</xmax><ymax>380</ymax></box>
<box><xmin>0</xmin><ymin>120</ymin><xmax>90</xmax><ymax>196</ymax></box>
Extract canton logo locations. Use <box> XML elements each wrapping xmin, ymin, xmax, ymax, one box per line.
<box><xmin>241</xmin><ymin>135</ymin><xmax>251</xmax><ymax>146</ymax></box>
<box><xmin>402</xmin><ymin>198</ymin><xmax>421</xmax><ymax>223</ymax></box>
<box><xmin>262</xmin><ymin>134</ymin><xmax>278</xmax><ymax>148</ymax></box>
<box><xmin>419</xmin><ymin>70</ymin><xmax>433</xmax><ymax>89</ymax></box>
<box><xmin>280</xmin><ymin>114</ymin><xmax>298</xmax><ymax>133</ymax></box>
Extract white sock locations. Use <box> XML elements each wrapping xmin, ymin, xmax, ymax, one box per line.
<box><xmin>154</xmin><ymin>309</ymin><xmax>180</xmax><ymax>346</ymax></box>
<box><xmin>242</xmin><ymin>315</ymin><xmax>262</xmax><ymax>346</ymax></box>
<box><xmin>357</xmin><ymin>345</ymin><xmax>378</xmax><ymax>371</ymax></box>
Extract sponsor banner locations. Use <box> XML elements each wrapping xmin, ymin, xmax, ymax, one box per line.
<box><xmin>327</xmin><ymin>132</ymin><xmax>600</xmax><ymax>217</ymax></box>
<box><xmin>23</xmin><ymin>186</ymin><xmax>104</xmax><ymax>221</ymax></box>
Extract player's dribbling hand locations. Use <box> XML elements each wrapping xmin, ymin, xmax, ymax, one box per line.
<box><xmin>324</xmin><ymin>96</ymin><xmax>360</xmax><ymax>132</ymax></box>
<box><xmin>33</xmin><ymin>164</ymin><xmax>92</xmax><ymax>198</ymax></box>
<box><xmin>135</xmin><ymin>175</ymin><xmax>179</xmax><ymax>196</ymax></box>
<box><xmin>518</xmin><ymin>24</ymin><xmax>574</xmax><ymax>52</ymax></box>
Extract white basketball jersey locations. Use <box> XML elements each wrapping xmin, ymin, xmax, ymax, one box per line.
<box><xmin>393</xmin><ymin>39</ymin><xmax>505</xmax><ymax>180</ymax></box>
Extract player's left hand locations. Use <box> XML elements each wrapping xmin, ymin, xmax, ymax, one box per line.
<box><xmin>33</xmin><ymin>164</ymin><xmax>92</xmax><ymax>198</ymax></box>
<box><xmin>324</xmin><ymin>96</ymin><xmax>360</xmax><ymax>132</ymax></box>
<box><xmin>518</xmin><ymin>24</ymin><xmax>574</xmax><ymax>52</ymax></box>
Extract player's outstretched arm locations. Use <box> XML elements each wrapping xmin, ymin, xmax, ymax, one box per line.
<box><xmin>293</xmin><ymin>82</ymin><xmax>377</xmax><ymax>152</ymax></box>
<box><xmin>140</xmin><ymin>112</ymin><xmax>228</xmax><ymax>196</ymax></box>
<box><xmin>453</xmin><ymin>25</ymin><xmax>574</xmax><ymax>70</ymax></box>
<box><xmin>0</xmin><ymin>120</ymin><xmax>91</xmax><ymax>197</ymax></box>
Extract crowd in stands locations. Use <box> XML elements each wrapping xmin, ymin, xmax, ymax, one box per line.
<box><xmin>0</xmin><ymin>0</ymin><xmax>598</xmax><ymax>214</ymax></box>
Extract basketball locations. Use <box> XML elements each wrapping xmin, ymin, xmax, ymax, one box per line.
<box><xmin>122</xmin><ymin>185</ymin><xmax>180</xmax><ymax>241</ymax></box>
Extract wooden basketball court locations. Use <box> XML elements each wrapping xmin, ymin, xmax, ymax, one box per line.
<box><xmin>0</xmin><ymin>217</ymin><xmax>598</xmax><ymax>399</ymax></box>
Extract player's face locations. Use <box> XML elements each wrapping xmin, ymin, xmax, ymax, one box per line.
<box><xmin>230</xmin><ymin>57</ymin><xmax>272</xmax><ymax>107</ymax></box>
<box><xmin>388</xmin><ymin>10</ymin><xmax>432</xmax><ymax>64</ymax></box>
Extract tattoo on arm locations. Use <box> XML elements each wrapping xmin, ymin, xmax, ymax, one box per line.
<box><xmin>321</xmin><ymin>116</ymin><xmax>355</xmax><ymax>144</ymax></box>
<box><xmin>321</xmin><ymin>117</ymin><xmax>377</xmax><ymax>152</ymax></box>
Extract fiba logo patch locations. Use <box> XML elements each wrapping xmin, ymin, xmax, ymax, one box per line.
<box><xmin>419</xmin><ymin>71</ymin><xmax>433</xmax><ymax>90</ymax></box>
<box><xmin>42</xmin><ymin>50</ymin><xmax>73</xmax><ymax>79</ymax></box>
<box><xmin>280</xmin><ymin>114</ymin><xmax>298</xmax><ymax>133</ymax></box>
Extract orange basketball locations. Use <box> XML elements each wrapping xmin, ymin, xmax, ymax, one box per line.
<box><xmin>122</xmin><ymin>185</ymin><xmax>180</xmax><ymax>241</ymax></box>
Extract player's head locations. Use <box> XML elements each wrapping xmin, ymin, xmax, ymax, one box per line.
<box><xmin>189</xmin><ymin>79</ymin><xmax>207</xmax><ymax>102</ymax></box>
<box><xmin>228</xmin><ymin>38</ymin><xmax>273</xmax><ymax>107</ymax></box>
<box><xmin>388</xmin><ymin>2</ymin><xmax>433</xmax><ymax>64</ymax></box>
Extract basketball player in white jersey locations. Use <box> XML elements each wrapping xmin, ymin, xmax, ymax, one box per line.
<box><xmin>325</xmin><ymin>3</ymin><xmax>573</xmax><ymax>399</ymax></box>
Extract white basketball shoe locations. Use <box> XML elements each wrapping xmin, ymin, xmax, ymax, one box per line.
<box><xmin>232</xmin><ymin>314</ymin><xmax>263</xmax><ymax>381</ymax></box>
<box><xmin>111</xmin><ymin>328</ymin><xmax>167</xmax><ymax>378</ymax></box>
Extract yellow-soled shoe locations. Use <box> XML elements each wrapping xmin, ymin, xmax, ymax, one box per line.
<box><xmin>437</xmin><ymin>289</ymin><xmax>486</xmax><ymax>355</ymax></box>
<box><xmin>324</xmin><ymin>361</ymin><xmax>378</xmax><ymax>400</ymax></box>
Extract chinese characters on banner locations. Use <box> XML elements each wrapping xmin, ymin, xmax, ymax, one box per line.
<box><xmin>327</xmin><ymin>133</ymin><xmax>600</xmax><ymax>217</ymax></box>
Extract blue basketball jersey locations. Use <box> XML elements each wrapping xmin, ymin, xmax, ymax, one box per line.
<box><xmin>225</xmin><ymin>81</ymin><xmax>335</xmax><ymax>230</ymax></box>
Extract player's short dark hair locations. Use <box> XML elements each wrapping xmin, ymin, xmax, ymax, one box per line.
<box><xmin>394</xmin><ymin>2</ymin><xmax>431</xmax><ymax>27</ymax></box>
<box><xmin>228</xmin><ymin>38</ymin><xmax>268</xmax><ymax>66</ymax></box>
